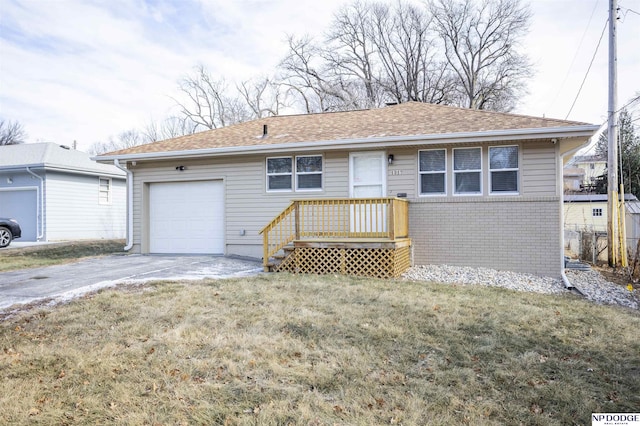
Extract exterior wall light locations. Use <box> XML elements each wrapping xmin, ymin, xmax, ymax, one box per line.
<box><xmin>388</xmin><ymin>154</ymin><xmax>394</xmax><ymax>165</ymax></box>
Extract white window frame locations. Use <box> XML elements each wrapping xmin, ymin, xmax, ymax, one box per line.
<box><xmin>266</xmin><ymin>155</ymin><xmax>324</xmax><ymax>192</ymax></box>
<box><xmin>98</xmin><ymin>177</ymin><xmax>111</xmax><ymax>205</ymax></box>
<box><xmin>489</xmin><ymin>145</ymin><xmax>520</xmax><ymax>195</ymax></box>
<box><xmin>266</xmin><ymin>156</ymin><xmax>293</xmax><ymax>192</ymax></box>
<box><xmin>295</xmin><ymin>155</ymin><xmax>323</xmax><ymax>191</ymax></box>
<box><xmin>453</xmin><ymin>147</ymin><xmax>482</xmax><ymax>196</ymax></box>
<box><xmin>592</xmin><ymin>208</ymin><xmax>603</xmax><ymax>217</ymax></box>
<box><xmin>418</xmin><ymin>149</ymin><xmax>447</xmax><ymax>196</ymax></box>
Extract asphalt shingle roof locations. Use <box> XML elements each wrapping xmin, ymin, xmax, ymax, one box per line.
<box><xmin>102</xmin><ymin>102</ymin><xmax>592</xmax><ymax>157</ymax></box>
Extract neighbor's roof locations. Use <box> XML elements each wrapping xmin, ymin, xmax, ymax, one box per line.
<box><xmin>572</xmin><ymin>154</ymin><xmax>607</xmax><ymax>163</ymax></box>
<box><xmin>562</xmin><ymin>167</ymin><xmax>585</xmax><ymax>177</ymax></box>
<box><xmin>0</xmin><ymin>143</ymin><xmax>125</xmax><ymax>177</ymax></box>
<box><xmin>626</xmin><ymin>201</ymin><xmax>640</xmax><ymax>215</ymax></box>
<box><xmin>99</xmin><ymin>102</ymin><xmax>598</xmax><ymax>159</ymax></box>
<box><xmin>565</xmin><ymin>194</ymin><xmax>639</xmax><ymax>203</ymax></box>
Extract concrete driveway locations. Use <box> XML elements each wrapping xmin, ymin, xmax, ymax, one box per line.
<box><xmin>0</xmin><ymin>255</ymin><xmax>263</xmax><ymax>311</ymax></box>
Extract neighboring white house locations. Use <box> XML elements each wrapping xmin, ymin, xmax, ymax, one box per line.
<box><xmin>563</xmin><ymin>154</ymin><xmax>606</xmax><ymax>193</ymax></box>
<box><xmin>564</xmin><ymin>193</ymin><xmax>640</xmax><ymax>261</ymax></box>
<box><xmin>0</xmin><ymin>143</ymin><xmax>126</xmax><ymax>241</ymax></box>
<box><xmin>627</xmin><ymin>200</ymin><xmax>640</xmax><ymax>259</ymax></box>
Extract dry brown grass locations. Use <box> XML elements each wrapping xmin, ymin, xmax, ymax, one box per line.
<box><xmin>0</xmin><ymin>240</ymin><xmax>126</xmax><ymax>272</ymax></box>
<box><xmin>1</xmin><ymin>273</ymin><xmax>639</xmax><ymax>425</ymax></box>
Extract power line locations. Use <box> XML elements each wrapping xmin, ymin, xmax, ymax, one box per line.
<box><xmin>617</xmin><ymin>95</ymin><xmax>640</xmax><ymax>113</ymax></box>
<box><xmin>565</xmin><ymin>18</ymin><xmax>609</xmax><ymax>120</ymax></box>
<box><xmin>620</xmin><ymin>7</ymin><xmax>640</xmax><ymax>20</ymax></box>
<box><xmin>546</xmin><ymin>0</ymin><xmax>600</xmax><ymax>114</ymax></box>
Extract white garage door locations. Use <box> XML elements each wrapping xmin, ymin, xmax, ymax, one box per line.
<box><xmin>149</xmin><ymin>180</ymin><xmax>224</xmax><ymax>254</ymax></box>
<box><xmin>0</xmin><ymin>189</ymin><xmax>38</xmax><ymax>241</ymax></box>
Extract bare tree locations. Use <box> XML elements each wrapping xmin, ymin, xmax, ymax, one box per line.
<box><xmin>429</xmin><ymin>0</ymin><xmax>532</xmax><ymax>111</ymax></box>
<box><xmin>88</xmin><ymin>129</ymin><xmax>146</xmax><ymax>155</ymax></box>
<box><xmin>174</xmin><ymin>66</ymin><xmax>286</xmax><ymax>129</ymax></box>
<box><xmin>324</xmin><ymin>1</ymin><xmax>381</xmax><ymax>108</ymax></box>
<box><xmin>369</xmin><ymin>1</ymin><xmax>455</xmax><ymax>104</ymax></box>
<box><xmin>173</xmin><ymin>65</ymin><xmax>251</xmax><ymax>131</ymax></box>
<box><xmin>279</xmin><ymin>1</ymin><xmax>462</xmax><ymax>111</ymax></box>
<box><xmin>0</xmin><ymin>120</ymin><xmax>27</xmax><ymax>145</ymax></box>
<box><xmin>237</xmin><ymin>77</ymin><xmax>284</xmax><ymax>118</ymax></box>
<box><xmin>173</xmin><ymin>0</ymin><xmax>534</xmax><ymax>124</ymax></box>
<box><xmin>142</xmin><ymin>116</ymin><xmax>197</xmax><ymax>143</ymax></box>
<box><xmin>279</xmin><ymin>35</ymin><xmax>340</xmax><ymax>113</ymax></box>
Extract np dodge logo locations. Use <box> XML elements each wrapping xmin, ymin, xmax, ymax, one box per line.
<box><xmin>592</xmin><ymin>413</ymin><xmax>640</xmax><ymax>426</ymax></box>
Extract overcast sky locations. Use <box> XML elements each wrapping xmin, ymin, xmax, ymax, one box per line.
<box><xmin>1</xmin><ymin>0</ymin><xmax>639</xmax><ymax>152</ymax></box>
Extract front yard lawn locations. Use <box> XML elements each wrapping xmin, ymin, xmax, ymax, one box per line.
<box><xmin>0</xmin><ymin>240</ymin><xmax>126</xmax><ymax>272</ymax></box>
<box><xmin>1</xmin><ymin>273</ymin><xmax>638</xmax><ymax>425</ymax></box>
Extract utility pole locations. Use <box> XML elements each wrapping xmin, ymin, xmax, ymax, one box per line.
<box><xmin>607</xmin><ymin>0</ymin><xmax>619</xmax><ymax>267</ymax></box>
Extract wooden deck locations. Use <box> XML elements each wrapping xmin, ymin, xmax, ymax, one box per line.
<box><xmin>260</xmin><ymin>198</ymin><xmax>411</xmax><ymax>278</ymax></box>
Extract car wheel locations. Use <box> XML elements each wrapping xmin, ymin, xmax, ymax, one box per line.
<box><xmin>0</xmin><ymin>226</ymin><xmax>12</xmax><ymax>248</ymax></box>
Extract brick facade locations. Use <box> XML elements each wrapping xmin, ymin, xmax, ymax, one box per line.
<box><xmin>409</xmin><ymin>196</ymin><xmax>561</xmax><ymax>277</ymax></box>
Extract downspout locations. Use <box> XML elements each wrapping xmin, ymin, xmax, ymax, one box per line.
<box><xmin>558</xmin><ymin>154</ymin><xmax>573</xmax><ymax>290</ymax></box>
<box><xmin>114</xmin><ymin>159</ymin><xmax>133</xmax><ymax>251</ymax></box>
<box><xmin>558</xmin><ymin>138</ymin><xmax>600</xmax><ymax>290</ymax></box>
<box><xmin>25</xmin><ymin>167</ymin><xmax>44</xmax><ymax>240</ymax></box>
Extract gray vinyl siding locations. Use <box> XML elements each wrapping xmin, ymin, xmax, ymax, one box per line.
<box><xmin>521</xmin><ymin>141</ymin><xmax>557</xmax><ymax>195</ymax></box>
<box><xmin>130</xmin><ymin>152</ymin><xmax>351</xmax><ymax>258</ymax></box>
<box><xmin>387</xmin><ymin>148</ymin><xmax>416</xmax><ymax>198</ymax></box>
<box><xmin>45</xmin><ymin>172</ymin><xmax>126</xmax><ymax>240</ymax></box>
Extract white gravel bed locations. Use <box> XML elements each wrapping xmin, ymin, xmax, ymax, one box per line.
<box><xmin>564</xmin><ymin>269</ymin><xmax>639</xmax><ymax>310</ymax></box>
<box><xmin>403</xmin><ymin>264</ymin><xmax>639</xmax><ymax>310</ymax></box>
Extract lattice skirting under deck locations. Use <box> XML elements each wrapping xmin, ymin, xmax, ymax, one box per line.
<box><xmin>275</xmin><ymin>245</ymin><xmax>412</xmax><ymax>278</ymax></box>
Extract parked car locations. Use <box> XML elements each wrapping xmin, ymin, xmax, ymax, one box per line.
<box><xmin>0</xmin><ymin>218</ymin><xmax>22</xmax><ymax>248</ymax></box>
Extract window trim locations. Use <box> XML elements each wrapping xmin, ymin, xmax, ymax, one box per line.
<box><xmin>266</xmin><ymin>155</ymin><xmax>324</xmax><ymax>192</ymax></box>
<box><xmin>266</xmin><ymin>156</ymin><xmax>293</xmax><ymax>192</ymax></box>
<box><xmin>295</xmin><ymin>154</ymin><xmax>324</xmax><ymax>192</ymax></box>
<box><xmin>453</xmin><ymin>147</ymin><xmax>482</xmax><ymax>196</ymax></box>
<box><xmin>489</xmin><ymin>145</ymin><xmax>520</xmax><ymax>195</ymax></box>
<box><xmin>98</xmin><ymin>176</ymin><xmax>111</xmax><ymax>205</ymax></box>
<box><xmin>418</xmin><ymin>148</ymin><xmax>447</xmax><ymax>196</ymax></box>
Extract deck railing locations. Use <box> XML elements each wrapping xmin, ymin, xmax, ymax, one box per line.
<box><xmin>260</xmin><ymin>197</ymin><xmax>409</xmax><ymax>269</ymax></box>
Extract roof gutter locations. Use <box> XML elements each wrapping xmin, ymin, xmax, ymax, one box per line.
<box><xmin>0</xmin><ymin>164</ymin><xmax>125</xmax><ymax>178</ymax></box>
<box><xmin>25</xmin><ymin>167</ymin><xmax>45</xmax><ymax>240</ymax></box>
<box><xmin>113</xmin><ymin>160</ymin><xmax>133</xmax><ymax>251</ymax></box>
<box><xmin>95</xmin><ymin>125</ymin><xmax>601</xmax><ymax>162</ymax></box>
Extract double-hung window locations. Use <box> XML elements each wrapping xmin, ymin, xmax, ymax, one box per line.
<box><xmin>296</xmin><ymin>155</ymin><xmax>322</xmax><ymax>190</ymax></box>
<box><xmin>99</xmin><ymin>177</ymin><xmax>111</xmax><ymax>204</ymax></box>
<box><xmin>489</xmin><ymin>145</ymin><xmax>519</xmax><ymax>194</ymax></box>
<box><xmin>419</xmin><ymin>149</ymin><xmax>446</xmax><ymax>195</ymax></box>
<box><xmin>267</xmin><ymin>155</ymin><xmax>323</xmax><ymax>191</ymax></box>
<box><xmin>266</xmin><ymin>157</ymin><xmax>293</xmax><ymax>191</ymax></box>
<box><xmin>453</xmin><ymin>147</ymin><xmax>482</xmax><ymax>195</ymax></box>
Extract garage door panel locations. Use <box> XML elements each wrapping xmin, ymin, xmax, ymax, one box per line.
<box><xmin>149</xmin><ymin>181</ymin><xmax>224</xmax><ymax>254</ymax></box>
<box><xmin>0</xmin><ymin>189</ymin><xmax>38</xmax><ymax>241</ymax></box>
